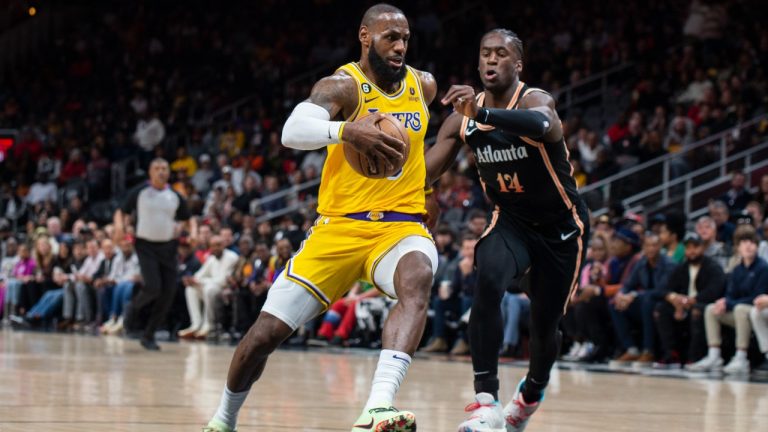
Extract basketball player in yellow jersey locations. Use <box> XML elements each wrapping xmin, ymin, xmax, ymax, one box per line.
<box><xmin>203</xmin><ymin>4</ymin><xmax>436</xmax><ymax>432</ymax></box>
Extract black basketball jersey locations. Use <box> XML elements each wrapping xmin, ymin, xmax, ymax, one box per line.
<box><xmin>461</xmin><ymin>82</ymin><xmax>581</xmax><ymax>226</ymax></box>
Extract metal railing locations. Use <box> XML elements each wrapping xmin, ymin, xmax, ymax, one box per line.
<box><xmin>553</xmin><ymin>62</ymin><xmax>633</xmax><ymax>116</ymax></box>
<box><xmin>579</xmin><ymin>115</ymin><xmax>768</xmax><ymax>212</ymax></box>
<box><xmin>586</xmin><ymin>140</ymin><xmax>768</xmax><ymax>219</ymax></box>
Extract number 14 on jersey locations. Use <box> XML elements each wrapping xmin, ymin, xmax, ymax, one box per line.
<box><xmin>496</xmin><ymin>172</ymin><xmax>524</xmax><ymax>193</ymax></box>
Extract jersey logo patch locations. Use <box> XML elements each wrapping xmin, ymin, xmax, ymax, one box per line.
<box><xmin>361</xmin><ymin>83</ymin><xmax>372</xmax><ymax>94</ymax></box>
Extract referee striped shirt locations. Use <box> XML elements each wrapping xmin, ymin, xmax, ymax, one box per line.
<box><xmin>121</xmin><ymin>183</ymin><xmax>191</xmax><ymax>242</ymax></box>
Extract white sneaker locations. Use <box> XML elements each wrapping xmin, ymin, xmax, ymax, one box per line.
<box><xmin>723</xmin><ymin>357</ymin><xmax>749</xmax><ymax>374</ymax></box>
<box><xmin>562</xmin><ymin>342</ymin><xmax>582</xmax><ymax>361</ymax></box>
<box><xmin>575</xmin><ymin>342</ymin><xmax>595</xmax><ymax>361</ymax></box>
<box><xmin>457</xmin><ymin>393</ymin><xmax>505</xmax><ymax>432</ymax></box>
<box><xmin>503</xmin><ymin>379</ymin><xmax>542</xmax><ymax>432</ymax></box>
<box><xmin>686</xmin><ymin>356</ymin><xmax>723</xmax><ymax>372</ymax></box>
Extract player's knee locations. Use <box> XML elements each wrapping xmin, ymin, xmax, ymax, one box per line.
<box><xmin>243</xmin><ymin>324</ymin><xmax>282</xmax><ymax>357</ymax></box>
<box><xmin>398</xmin><ymin>265</ymin><xmax>432</xmax><ymax>305</ymax></box>
<box><xmin>475</xmin><ymin>271</ymin><xmax>506</xmax><ymax>302</ymax></box>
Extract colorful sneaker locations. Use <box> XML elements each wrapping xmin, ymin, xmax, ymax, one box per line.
<box><xmin>457</xmin><ymin>392</ymin><xmax>505</xmax><ymax>432</ymax></box>
<box><xmin>202</xmin><ymin>418</ymin><xmax>235</xmax><ymax>432</ymax></box>
<box><xmin>503</xmin><ymin>379</ymin><xmax>542</xmax><ymax>432</ymax></box>
<box><xmin>351</xmin><ymin>405</ymin><xmax>416</xmax><ymax>432</ymax></box>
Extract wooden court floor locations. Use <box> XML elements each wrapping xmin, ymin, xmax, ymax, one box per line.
<box><xmin>1</xmin><ymin>330</ymin><xmax>767</xmax><ymax>432</ymax></box>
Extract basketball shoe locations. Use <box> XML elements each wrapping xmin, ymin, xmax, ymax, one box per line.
<box><xmin>351</xmin><ymin>405</ymin><xmax>416</xmax><ymax>431</ymax></box>
<box><xmin>503</xmin><ymin>379</ymin><xmax>543</xmax><ymax>432</ymax></box>
<box><xmin>202</xmin><ymin>418</ymin><xmax>235</xmax><ymax>432</ymax></box>
<box><xmin>457</xmin><ymin>392</ymin><xmax>505</xmax><ymax>432</ymax></box>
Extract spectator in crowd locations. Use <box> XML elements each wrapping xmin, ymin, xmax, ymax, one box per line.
<box><xmin>709</xmin><ymin>199</ymin><xmax>735</xmax><ymax>249</ymax></box>
<box><xmin>65</xmin><ymin>239</ymin><xmax>103</xmax><ymax>330</ymax></box>
<box><xmin>59</xmin><ymin>149</ymin><xmax>86</xmax><ymax>184</ymax></box>
<box><xmin>92</xmin><ymin>239</ymin><xmax>118</xmax><ymax>325</ymax></box>
<box><xmin>578</xmin><ymin>227</ymin><xmax>642</xmax><ymax>363</ymax></box>
<box><xmin>658</xmin><ymin>212</ymin><xmax>686</xmax><ymax>263</ymax></box>
<box><xmin>754</xmin><ymin>174</ymin><xmax>768</xmax><ymax>215</ymax></box>
<box><xmin>179</xmin><ymin>235</ymin><xmax>239</xmax><ymax>339</ymax></box>
<box><xmin>166</xmin><ymin>238</ymin><xmax>202</xmax><ymax>337</ymax></box>
<box><xmin>195</xmin><ymin>225</ymin><xmax>213</xmax><ymax>264</ymax></box>
<box><xmin>100</xmin><ymin>237</ymin><xmax>141</xmax><ymax>335</ymax></box>
<box><xmin>563</xmin><ymin>233</ymin><xmax>610</xmax><ymax>361</ymax></box>
<box><xmin>743</xmin><ymin>201</ymin><xmax>764</xmax><ymax>235</ymax></box>
<box><xmin>610</xmin><ymin>233</ymin><xmax>675</xmax><ymax>365</ymax></box>
<box><xmin>213</xmin><ymin>234</ymin><xmax>255</xmax><ymax>340</ymax></box>
<box><xmin>316</xmin><ymin>281</ymin><xmax>381</xmax><ymax>346</ymax></box>
<box><xmin>192</xmin><ymin>154</ymin><xmax>215</xmax><ymax>197</ymax></box>
<box><xmin>19</xmin><ymin>236</ymin><xmax>57</xmax><ymax>317</ymax></box>
<box><xmin>22</xmin><ymin>240</ymin><xmax>73</xmax><ymax>325</ymax></box>
<box><xmin>655</xmin><ymin>232</ymin><xmax>726</xmax><ymax>367</ymax></box>
<box><xmin>750</xmin><ymin>290</ymin><xmax>768</xmax><ymax>375</ymax></box>
<box><xmin>719</xmin><ymin>170</ymin><xmax>753</xmax><ymax>212</ymax></box>
<box><xmin>422</xmin><ymin>234</ymin><xmax>477</xmax><ymax>355</ymax></box>
<box><xmin>688</xmin><ymin>225</ymin><xmax>768</xmax><ymax>373</ymax></box>
<box><xmin>57</xmin><ymin>240</ymin><xmax>86</xmax><ymax>330</ymax></box>
<box><xmin>464</xmin><ymin>210</ymin><xmax>488</xmax><ymax>238</ymax></box>
<box><xmin>266</xmin><ymin>238</ymin><xmax>293</xmax><ymax>282</ymax></box>
<box><xmin>576</xmin><ymin>130</ymin><xmax>603</xmax><ymax>174</ymax></box>
<box><xmin>760</xmin><ymin>219</ymin><xmax>768</xmax><ymax>262</ymax></box>
<box><xmin>134</xmin><ymin>110</ymin><xmax>166</xmax><ymax>168</ymax></box>
<box><xmin>233</xmin><ymin>240</ymin><xmax>272</xmax><ymax>336</ymax></box>
<box><xmin>695</xmin><ymin>215</ymin><xmax>731</xmax><ymax>269</ymax></box>
<box><xmin>86</xmin><ymin>147</ymin><xmax>111</xmax><ymax>201</ymax></box>
<box><xmin>26</xmin><ymin>173</ymin><xmax>58</xmax><ymax>206</ymax></box>
<box><xmin>4</xmin><ymin>243</ymin><xmax>34</xmax><ymax>319</ymax></box>
<box><xmin>500</xmin><ymin>289</ymin><xmax>530</xmax><ymax>358</ymax></box>
<box><xmin>0</xmin><ymin>237</ymin><xmax>20</xmax><ymax>321</ymax></box>
<box><xmin>171</xmin><ymin>146</ymin><xmax>198</xmax><ymax>178</ymax></box>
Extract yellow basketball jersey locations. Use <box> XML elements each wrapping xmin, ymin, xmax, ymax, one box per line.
<box><xmin>316</xmin><ymin>62</ymin><xmax>430</xmax><ymax>216</ymax></box>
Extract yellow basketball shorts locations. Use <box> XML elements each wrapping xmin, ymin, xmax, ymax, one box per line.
<box><xmin>284</xmin><ymin>215</ymin><xmax>433</xmax><ymax>308</ymax></box>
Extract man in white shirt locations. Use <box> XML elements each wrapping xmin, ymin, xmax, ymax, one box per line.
<box><xmin>26</xmin><ymin>174</ymin><xmax>58</xmax><ymax>206</ymax></box>
<box><xmin>180</xmin><ymin>235</ymin><xmax>239</xmax><ymax>339</ymax></box>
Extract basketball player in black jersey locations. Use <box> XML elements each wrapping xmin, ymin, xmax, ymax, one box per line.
<box><xmin>426</xmin><ymin>29</ymin><xmax>589</xmax><ymax>432</ymax></box>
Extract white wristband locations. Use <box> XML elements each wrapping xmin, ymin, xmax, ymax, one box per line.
<box><xmin>281</xmin><ymin>102</ymin><xmax>345</xmax><ymax>150</ymax></box>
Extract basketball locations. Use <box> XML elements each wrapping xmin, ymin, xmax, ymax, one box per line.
<box><xmin>343</xmin><ymin>113</ymin><xmax>410</xmax><ymax>179</ymax></box>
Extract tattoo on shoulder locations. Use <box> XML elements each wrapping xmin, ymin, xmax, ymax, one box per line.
<box><xmin>310</xmin><ymin>73</ymin><xmax>358</xmax><ymax>119</ymax></box>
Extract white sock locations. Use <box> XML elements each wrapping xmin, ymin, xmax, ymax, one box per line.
<box><xmin>365</xmin><ymin>349</ymin><xmax>411</xmax><ymax>409</ymax></box>
<box><xmin>213</xmin><ymin>386</ymin><xmax>249</xmax><ymax>429</ymax></box>
<box><xmin>735</xmin><ymin>350</ymin><xmax>748</xmax><ymax>361</ymax></box>
<box><xmin>707</xmin><ymin>347</ymin><xmax>721</xmax><ymax>360</ymax></box>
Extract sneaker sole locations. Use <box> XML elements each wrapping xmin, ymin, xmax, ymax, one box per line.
<box><xmin>375</xmin><ymin>413</ymin><xmax>416</xmax><ymax>432</ymax></box>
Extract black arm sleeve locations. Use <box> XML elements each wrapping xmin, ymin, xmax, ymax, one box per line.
<box><xmin>120</xmin><ymin>184</ymin><xmax>144</xmax><ymax>214</ymax></box>
<box><xmin>174</xmin><ymin>191</ymin><xmax>191</xmax><ymax>221</ymax></box>
<box><xmin>476</xmin><ymin>107</ymin><xmax>550</xmax><ymax>138</ymax></box>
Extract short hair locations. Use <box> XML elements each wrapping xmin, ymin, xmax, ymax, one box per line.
<box><xmin>150</xmin><ymin>158</ymin><xmax>168</xmax><ymax>167</ymax></box>
<box><xmin>483</xmin><ymin>28</ymin><xmax>524</xmax><ymax>58</ymax></box>
<box><xmin>436</xmin><ymin>223</ymin><xmax>457</xmax><ymax>239</ymax></box>
<box><xmin>467</xmin><ymin>209</ymin><xmax>487</xmax><ymax>222</ymax></box>
<box><xmin>461</xmin><ymin>232</ymin><xmax>479</xmax><ymax>243</ymax></box>
<box><xmin>709</xmin><ymin>199</ymin><xmax>729</xmax><ymax>212</ymax></box>
<box><xmin>733</xmin><ymin>224</ymin><xmax>759</xmax><ymax>245</ymax></box>
<box><xmin>696</xmin><ymin>215</ymin><xmax>716</xmax><ymax>229</ymax></box>
<box><xmin>361</xmin><ymin>3</ymin><xmax>404</xmax><ymax>27</ymax></box>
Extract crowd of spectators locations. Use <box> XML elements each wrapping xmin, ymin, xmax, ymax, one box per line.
<box><xmin>1</xmin><ymin>0</ymin><xmax>768</xmax><ymax>378</ymax></box>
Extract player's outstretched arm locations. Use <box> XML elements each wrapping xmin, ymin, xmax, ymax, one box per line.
<box><xmin>281</xmin><ymin>73</ymin><xmax>405</xmax><ymax>168</ymax></box>
<box><xmin>425</xmin><ymin>111</ymin><xmax>465</xmax><ymax>187</ymax></box>
<box><xmin>442</xmin><ymin>85</ymin><xmax>562</xmax><ymax>142</ymax></box>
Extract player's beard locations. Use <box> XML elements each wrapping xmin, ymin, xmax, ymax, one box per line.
<box><xmin>368</xmin><ymin>46</ymin><xmax>406</xmax><ymax>86</ymax></box>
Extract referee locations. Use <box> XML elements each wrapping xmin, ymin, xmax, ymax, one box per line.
<box><xmin>114</xmin><ymin>158</ymin><xmax>197</xmax><ymax>350</ymax></box>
